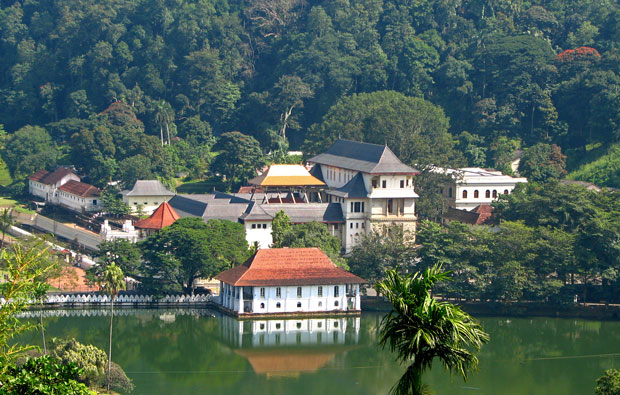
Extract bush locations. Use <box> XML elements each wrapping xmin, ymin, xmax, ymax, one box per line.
<box><xmin>596</xmin><ymin>369</ymin><xmax>620</xmax><ymax>395</ymax></box>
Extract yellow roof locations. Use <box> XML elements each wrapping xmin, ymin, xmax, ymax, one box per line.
<box><xmin>249</xmin><ymin>164</ymin><xmax>325</xmax><ymax>187</ymax></box>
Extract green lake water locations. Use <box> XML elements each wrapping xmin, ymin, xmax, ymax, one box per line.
<box><xmin>18</xmin><ymin>309</ymin><xmax>620</xmax><ymax>394</ymax></box>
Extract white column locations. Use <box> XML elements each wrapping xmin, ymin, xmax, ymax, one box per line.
<box><xmin>354</xmin><ymin>284</ymin><xmax>361</xmax><ymax>310</ymax></box>
<box><xmin>238</xmin><ymin>286</ymin><xmax>244</xmax><ymax>314</ymax></box>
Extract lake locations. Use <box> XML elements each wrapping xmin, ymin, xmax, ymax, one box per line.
<box><xmin>18</xmin><ymin>309</ymin><xmax>620</xmax><ymax>394</ymax></box>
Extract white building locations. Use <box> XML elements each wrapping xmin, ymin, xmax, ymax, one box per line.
<box><xmin>436</xmin><ymin>167</ymin><xmax>528</xmax><ymax>211</ymax></box>
<box><xmin>215</xmin><ymin>248</ymin><xmax>365</xmax><ymax>316</ymax></box>
<box><xmin>121</xmin><ymin>180</ymin><xmax>175</xmax><ymax>215</ymax></box>
<box><xmin>28</xmin><ymin>168</ymin><xmax>102</xmax><ymax>213</ymax></box>
<box><xmin>307</xmin><ymin>140</ymin><xmax>419</xmax><ymax>252</ymax></box>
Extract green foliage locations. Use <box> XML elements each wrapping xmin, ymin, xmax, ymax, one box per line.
<box><xmin>376</xmin><ymin>267</ymin><xmax>489</xmax><ymax>394</ymax></box>
<box><xmin>1</xmin><ymin>355</ymin><xmax>95</xmax><ymax>395</ymax></box>
<box><xmin>348</xmin><ymin>225</ymin><xmax>415</xmax><ymax>285</ymax></box>
<box><xmin>271</xmin><ymin>211</ymin><xmax>345</xmax><ymax>268</ymax></box>
<box><xmin>568</xmin><ymin>143</ymin><xmax>620</xmax><ymax>188</ymax></box>
<box><xmin>94</xmin><ymin>239</ymin><xmax>141</xmax><ymax>278</ymax></box>
<box><xmin>211</xmin><ymin>132</ymin><xmax>264</xmax><ymax>191</ymax></box>
<box><xmin>519</xmin><ymin>143</ymin><xmax>567</xmax><ymax>182</ymax></box>
<box><xmin>102</xmin><ymin>187</ymin><xmax>131</xmax><ymax>216</ymax></box>
<box><xmin>596</xmin><ymin>369</ymin><xmax>620</xmax><ymax>395</ymax></box>
<box><xmin>0</xmin><ymin>241</ymin><xmax>60</xmax><ymax>376</ymax></box>
<box><xmin>2</xmin><ymin>126</ymin><xmax>58</xmax><ymax>178</ymax></box>
<box><xmin>140</xmin><ymin>217</ymin><xmax>250</xmax><ymax>293</ymax></box>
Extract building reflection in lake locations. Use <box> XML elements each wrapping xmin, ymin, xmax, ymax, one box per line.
<box><xmin>219</xmin><ymin>315</ymin><xmax>361</xmax><ymax>377</ymax></box>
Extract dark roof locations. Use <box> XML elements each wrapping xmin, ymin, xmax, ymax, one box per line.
<box><xmin>168</xmin><ymin>195</ymin><xmax>208</xmax><ymax>217</ymax></box>
<box><xmin>58</xmin><ymin>180</ymin><xmax>100</xmax><ymax>197</ymax></box>
<box><xmin>122</xmin><ymin>180</ymin><xmax>174</xmax><ymax>197</ymax></box>
<box><xmin>216</xmin><ymin>248</ymin><xmax>365</xmax><ymax>286</ymax></box>
<box><xmin>29</xmin><ymin>168</ymin><xmax>78</xmax><ymax>185</ymax></box>
<box><xmin>443</xmin><ymin>205</ymin><xmax>493</xmax><ymax>225</ymax></box>
<box><xmin>307</xmin><ymin>140</ymin><xmax>419</xmax><ymax>174</ymax></box>
<box><xmin>241</xmin><ymin>202</ymin><xmax>344</xmax><ymax>223</ymax></box>
<box><xmin>330</xmin><ymin>173</ymin><xmax>368</xmax><ymax>198</ymax></box>
<box><xmin>168</xmin><ymin>193</ymin><xmax>252</xmax><ymax>222</ymax></box>
<box><xmin>308</xmin><ymin>164</ymin><xmax>325</xmax><ymax>183</ymax></box>
<box><xmin>134</xmin><ymin>202</ymin><xmax>180</xmax><ymax>229</ymax></box>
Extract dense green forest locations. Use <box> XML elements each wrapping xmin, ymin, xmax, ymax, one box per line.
<box><xmin>1</xmin><ymin>0</ymin><xmax>620</xmax><ymax>189</ymax></box>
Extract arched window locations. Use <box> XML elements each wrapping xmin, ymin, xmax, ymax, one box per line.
<box><xmin>474</xmin><ymin>190</ymin><xmax>479</xmax><ymax>198</ymax></box>
<box><xmin>260</xmin><ymin>303</ymin><xmax>265</xmax><ymax>309</ymax></box>
<box><xmin>276</xmin><ymin>302</ymin><xmax>281</xmax><ymax>308</ymax></box>
<box><xmin>492</xmin><ymin>190</ymin><xmax>497</xmax><ymax>198</ymax></box>
<box><xmin>485</xmin><ymin>190</ymin><xmax>491</xmax><ymax>198</ymax></box>
<box><xmin>462</xmin><ymin>190</ymin><xmax>468</xmax><ymax>198</ymax></box>
<box><xmin>334</xmin><ymin>301</ymin><xmax>339</xmax><ymax>307</ymax></box>
<box><xmin>504</xmin><ymin>189</ymin><xmax>509</xmax><ymax>195</ymax></box>
<box><xmin>297</xmin><ymin>302</ymin><xmax>302</xmax><ymax>308</ymax></box>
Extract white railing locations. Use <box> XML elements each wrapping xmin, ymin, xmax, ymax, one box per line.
<box><xmin>15</xmin><ymin>308</ymin><xmax>218</xmax><ymax>319</ymax></box>
<box><xmin>0</xmin><ymin>293</ymin><xmax>214</xmax><ymax>307</ymax></box>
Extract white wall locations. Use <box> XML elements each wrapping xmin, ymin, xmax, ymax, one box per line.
<box><xmin>245</xmin><ymin>222</ymin><xmax>272</xmax><ymax>248</ymax></box>
<box><xmin>250</xmin><ymin>318</ymin><xmax>349</xmax><ymax>346</ymax></box>
<box><xmin>123</xmin><ymin>195</ymin><xmax>172</xmax><ymax>215</ymax></box>
<box><xmin>57</xmin><ymin>191</ymin><xmax>102</xmax><ymax>213</ymax></box>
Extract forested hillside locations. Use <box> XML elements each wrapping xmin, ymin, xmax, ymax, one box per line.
<box><xmin>1</xmin><ymin>0</ymin><xmax>620</xmax><ymax>188</ymax></box>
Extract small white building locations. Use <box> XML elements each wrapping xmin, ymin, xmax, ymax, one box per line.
<box><xmin>28</xmin><ymin>168</ymin><xmax>102</xmax><ymax>213</ymax></box>
<box><xmin>121</xmin><ymin>180</ymin><xmax>175</xmax><ymax>215</ymax></box>
<box><xmin>436</xmin><ymin>167</ymin><xmax>528</xmax><ymax>211</ymax></box>
<box><xmin>215</xmin><ymin>248</ymin><xmax>365</xmax><ymax>316</ymax></box>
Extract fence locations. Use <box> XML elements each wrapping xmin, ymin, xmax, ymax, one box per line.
<box><xmin>1</xmin><ymin>293</ymin><xmax>216</xmax><ymax>307</ymax></box>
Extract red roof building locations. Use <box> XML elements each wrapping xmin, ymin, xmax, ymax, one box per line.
<box><xmin>134</xmin><ymin>201</ymin><xmax>180</xmax><ymax>230</ymax></box>
<box><xmin>216</xmin><ymin>248</ymin><xmax>365</xmax><ymax>316</ymax></box>
<box><xmin>58</xmin><ymin>180</ymin><xmax>100</xmax><ymax>198</ymax></box>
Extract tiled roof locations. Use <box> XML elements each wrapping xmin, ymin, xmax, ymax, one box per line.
<box><xmin>330</xmin><ymin>172</ymin><xmax>368</xmax><ymax>198</ymax></box>
<box><xmin>308</xmin><ymin>140</ymin><xmax>419</xmax><ymax>174</ymax></box>
<box><xmin>28</xmin><ymin>168</ymin><xmax>78</xmax><ymax>185</ymax></box>
<box><xmin>134</xmin><ymin>201</ymin><xmax>180</xmax><ymax>229</ymax></box>
<box><xmin>216</xmin><ymin>248</ymin><xmax>365</xmax><ymax>286</ymax></box>
<box><xmin>249</xmin><ymin>164</ymin><xmax>325</xmax><ymax>187</ymax></box>
<box><xmin>443</xmin><ymin>205</ymin><xmax>494</xmax><ymax>225</ymax></box>
<box><xmin>241</xmin><ymin>202</ymin><xmax>344</xmax><ymax>223</ymax></box>
<box><xmin>168</xmin><ymin>193</ymin><xmax>253</xmax><ymax>221</ymax></box>
<box><xmin>58</xmin><ymin>180</ymin><xmax>100</xmax><ymax>197</ymax></box>
<box><xmin>122</xmin><ymin>180</ymin><xmax>174</xmax><ymax>197</ymax></box>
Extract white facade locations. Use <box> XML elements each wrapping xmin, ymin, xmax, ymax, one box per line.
<box><xmin>29</xmin><ymin>173</ymin><xmax>80</xmax><ymax>202</ymax></box>
<box><xmin>244</xmin><ymin>222</ymin><xmax>272</xmax><ymax>248</ymax></box>
<box><xmin>437</xmin><ymin>167</ymin><xmax>528</xmax><ymax>211</ymax></box>
<box><xmin>100</xmin><ymin>220</ymin><xmax>139</xmax><ymax>243</ymax></box>
<box><xmin>57</xmin><ymin>190</ymin><xmax>102</xmax><ymax>212</ymax></box>
<box><xmin>123</xmin><ymin>195</ymin><xmax>171</xmax><ymax>215</ymax></box>
<box><xmin>219</xmin><ymin>283</ymin><xmax>361</xmax><ymax>315</ymax></box>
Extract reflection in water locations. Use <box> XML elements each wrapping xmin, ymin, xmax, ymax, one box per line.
<box><xmin>220</xmin><ymin>316</ymin><xmax>361</xmax><ymax>377</ymax></box>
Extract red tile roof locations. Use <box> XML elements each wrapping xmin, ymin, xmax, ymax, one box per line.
<box><xmin>134</xmin><ymin>201</ymin><xmax>180</xmax><ymax>229</ymax></box>
<box><xmin>472</xmin><ymin>204</ymin><xmax>493</xmax><ymax>225</ymax></box>
<box><xmin>216</xmin><ymin>248</ymin><xmax>365</xmax><ymax>286</ymax></box>
<box><xmin>58</xmin><ymin>180</ymin><xmax>100</xmax><ymax>197</ymax></box>
<box><xmin>28</xmin><ymin>169</ymin><xmax>50</xmax><ymax>182</ymax></box>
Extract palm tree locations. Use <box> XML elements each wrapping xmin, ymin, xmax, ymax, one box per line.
<box><xmin>0</xmin><ymin>208</ymin><xmax>16</xmax><ymax>247</ymax></box>
<box><xmin>375</xmin><ymin>266</ymin><xmax>489</xmax><ymax>395</ymax></box>
<box><xmin>98</xmin><ymin>263</ymin><xmax>126</xmax><ymax>392</ymax></box>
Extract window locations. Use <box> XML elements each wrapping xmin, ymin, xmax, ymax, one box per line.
<box><xmin>334</xmin><ymin>224</ymin><xmax>338</xmax><ymax>230</ymax></box>
<box><xmin>318</xmin><ymin>301</ymin><xmax>322</xmax><ymax>307</ymax></box>
<box><xmin>318</xmin><ymin>286</ymin><xmax>323</xmax><ymax>297</ymax></box>
<box><xmin>260</xmin><ymin>323</ymin><xmax>265</xmax><ymax>330</ymax></box>
<box><xmin>134</xmin><ymin>202</ymin><xmax>138</xmax><ymax>205</ymax></box>
<box><xmin>400</xmin><ymin>180</ymin><xmax>405</xmax><ymax>188</ymax></box>
<box><xmin>251</xmin><ymin>224</ymin><xmax>256</xmax><ymax>229</ymax></box>
<box><xmin>334</xmin><ymin>321</ymin><xmax>339</xmax><ymax>328</ymax></box>
<box><xmin>335</xmin><ymin>301</ymin><xmax>339</xmax><ymax>307</ymax></box>
<box><xmin>352</xmin><ymin>202</ymin><xmax>362</xmax><ymax>212</ymax></box>
<box><xmin>387</xmin><ymin>199</ymin><xmax>393</xmax><ymax>215</ymax></box>
<box><xmin>144</xmin><ymin>202</ymin><xmax>148</xmax><ymax>205</ymax></box>
<box><xmin>276</xmin><ymin>302</ymin><xmax>281</xmax><ymax>309</ymax></box>
<box><xmin>474</xmin><ymin>190</ymin><xmax>479</xmax><ymax>198</ymax></box>
<box><xmin>93</xmin><ymin>200</ymin><xmax>97</xmax><ymax>205</ymax></box>
<box><xmin>262</xmin><ymin>224</ymin><xmax>267</xmax><ymax>229</ymax></box>
<box><xmin>448</xmin><ymin>188</ymin><xmax>453</xmax><ymax>198</ymax></box>
<box><xmin>154</xmin><ymin>202</ymin><xmax>158</xmax><ymax>205</ymax></box>
<box><xmin>355</xmin><ymin>223</ymin><xmax>359</xmax><ymax>229</ymax></box>
<box><xmin>361</xmin><ymin>202</ymin><xmax>365</xmax><ymax>212</ymax></box>
<box><xmin>462</xmin><ymin>190</ymin><xmax>468</xmax><ymax>199</ymax></box>
<box><xmin>297</xmin><ymin>322</ymin><xmax>302</xmax><ymax>329</ymax></box>
<box><xmin>297</xmin><ymin>287</ymin><xmax>302</xmax><ymax>297</ymax></box>
<box><xmin>440</xmin><ymin>188</ymin><xmax>444</xmax><ymax>195</ymax></box>
<box><xmin>504</xmin><ymin>189</ymin><xmax>509</xmax><ymax>195</ymax></box>
<box><xmin>334</xmin><ymin>286</ymin><xmax>339</xmax><ymax>297</ymax></box>
<box><xmin>492</xmin><ymin>190</ymin><xmax>497</xmax><ymax>198</ymax></box>
<box><xmin>372</xmin><ymin>179</ymin><xmax>378</xmax><ymax>188</ymax></box>
<box><xmin>361</xmin><ymin>222</ymin><xmax>365</xmax><ymax>229</ymax></box>
<box><xmin>276</xmin><ymin>287</ymin><xmax>281</xmax><ymax>298</ymax></box>
<box><xmin>297</xmin><ymin>302</ymin><xmax>302</xmax><ymax>308</ymax></box>
<box><xmin>350</xmin><ymin>223</ymin><xmax>353</xmax><ymax>229</ymax></box>
<box><xmin>260</xmin><ymin>303</ymin><xmax>265</xmax><ymax>309</ymax></box>
<box><xmin>260</xmin><ymin>287</ymin><xmax>265</xmax><ymax>298</ymax></box>
<box><xmin>382</xmin><ymin>180</ymin><xmax>387</xmax><ymax>188</ymax></box>
<box><xmin>485</xmin><ymin>190</ymin><xmax>491</xmax><ymax>198</ymax></box>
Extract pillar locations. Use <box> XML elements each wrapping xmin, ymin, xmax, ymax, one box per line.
<box><xmin>238</xmin><ymin>286</ymin><xmax>244</xmax><ymax>314</ymax></box>
<box><xmin>354</xmin><ymin>284</ymin><xmax>361</xmax><ymax>310</ymax></box>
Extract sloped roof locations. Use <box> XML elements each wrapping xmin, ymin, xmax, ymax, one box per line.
<box><xmin>235</xmin><ymin>349</ymin><xmax>337</xmax><ymax>376</ymax></box>
<box><xmin>249</xmin><ymin>164</ymin><xmax>325</xmax><ymax>187</ymax></box>
<box><xmin>134</xmin><ymin>201</ymin><xmax>180</xmax><ymax>229</ymax></box>
<box><xmin>216</xmin><ymin>248</ymin><xmax>365</xmax><ymax>286</ymax></box>
<box><xmin>28</xmin><ymin>168</ymin><xmax>77</xmax><ymax>185</ymax></box>
<box><xmin>443</xmin><ymin>205</ymin><xmax>494</xmax><ymax>225</ymax></box>
<box><xmin>308</xmin><ymin>140</ymin><xmax>419</xmax><ymax>174</ymax></box>
<box><xmin>330</xmin><ymin>173</ymin><xmax>368</xmax><ymax>198</ymax></box>
<box><xmin>168</xmin><ymin>193</ymin><xmax>253</xmax><ymax>221</ymax></box>
<box><xmin>58</xmin><ymin>180</ymin><xmax>100</xmax><ymax>198</ymax></box>
<box><xmin>241</xmin><ymin>202</ymin><xmax>344</xmax><ymax>223</ymax></box>
<box><xmin>122</xmin><ymin>180</ymin><xmax>174</xmax><ymax>197</ymax></box>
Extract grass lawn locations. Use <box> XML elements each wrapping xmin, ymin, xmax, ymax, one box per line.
<box><xmin>0</xmin><ymin>196</ymin><xmax>36</xmax><ymax>214</ymax></box>
<box><xmin>0</xmin><ymin>158</ymin><xmax>12</xmax><ymax>186</ymax></box>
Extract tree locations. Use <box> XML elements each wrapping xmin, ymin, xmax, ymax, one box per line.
<box><xmin>140</xmin><ymin>218</ymin><xmax>250</xmax><ymax>294</ymax></box>
<box><xmin>271</xmin><ymin>211</ymin><xmax>345</xmax><ymax>268</ymax></box>
<box><xmin>116</xmin><ymin>154</ymin><xmax>154</xmax><ymax>189</ymax></box>
<box><xmin>0</xmin><ymin>241</ymin><xmax>60</xmax><ymax>377</ymax></box>
<box><xmin>376</xmin><ymin>267</ymin><xmax>489</xmax><ymax>394</ymax></box>
<box><xmin>0</xmin><ymin>208</ymin><xmax>16</xmax><ymax>248</ymax></box>
<box><xmin>94</xmin><ymin>239</ymin><xmax>142</xmax><ymax>278</ymax></box>
<box><xmin>596</xmin><ymin>369</ymin><xmax>620</xmax><ymax>395</ymax></box>
<box><xmin>96</xmin><ymin>263</ymin><xmax>126</xmax><ymax>393</ymax></box>
<box><xmin>518</xmin><ymin>143</ymin><xmax>567</xmax><ymax>182</ymax></box>
<box><xmin>304</xmin><ymin>91</ymin><xmax>463</xmax><ymax>168</ymax></box>
<box><xmin>348</xmin><ymin>225</ymin><xmax>416</xmax><ymax>286</ymax></box>
<box><xmin>102</xmin><ymin>188</ymin><xmax>131</xmax><ymax>217</ymax></box>
<box><xmin>211</xmin><ymin>132</ymin><xmax>263</xmax><ymax>191</ymax></box>
<box><xmin>2</xmin><ymin>125</ymin><xmax>58</xmax><ymax>178</ymax></box>
<box><xmin>2</xmin><ymin>356</ymin><xmax>95</xmax><ymax>394</ymax></box>
<box><xmin>271</xmin><ymin>75</ymin><xmax>314</xmax><ymax>140</ymax></box>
